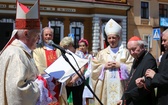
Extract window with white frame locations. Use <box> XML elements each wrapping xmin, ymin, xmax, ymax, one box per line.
<box><xmin>49</xmin><ymin>20</ymin><xmax>64</xmax><ymax>44</ymax></box>
<box><xmin>0</xmin><ymin>18</ymin><xmax>14</xmax><ymax>50</ymax></box>
<box><xmin>70</xmin><ymin>22</ymin><xmax>84</xmax><ymax>48</ymax></box>
<box><xmin>159</xmin><ymin>4</ymin><xmax>168</xmax><ymax>17</ymax></box>
<box><xmin>141</xmin><ymin>1</ymin><xmax>149</xmax><ymax>19</ymax></box>
<box><xmin>143</xmin><ymin>35</ymin><xmax>152</xmax><ymax>51</ymax></box>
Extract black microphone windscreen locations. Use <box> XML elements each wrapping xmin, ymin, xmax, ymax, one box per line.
<box><xmin>48</xmin><ymin>40</ymin><xmax>54</xmax><ymax>46</ymax></box>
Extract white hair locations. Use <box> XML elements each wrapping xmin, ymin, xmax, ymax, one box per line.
<box><xmin>17</xmin><ymin>29</ymin><xmax>40</xmax><ymax>39</ymax></box>
<box><xmin>162</xmin><ymin>28</ymin><xmax>168</xmax><ymax>35</ymax></box>
<box><xmin>137</xmin><ymin>40</ymin><xmax>147</xmax><ymax>48</ymax></box>
<box><xmin>41</xmin><ymin>27</ymin><xmax>53</xmax><ymax>36</ymax></box>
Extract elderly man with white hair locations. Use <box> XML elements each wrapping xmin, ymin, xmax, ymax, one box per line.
<box><xmin>0</xmin><ymin>0</ymin><xmax>52</xmax><ymax>105</ymax></box>
<box><xmin>117</xmin><ymin>36</ymin><xmax>157</xmax><ymax>105</ymax></box>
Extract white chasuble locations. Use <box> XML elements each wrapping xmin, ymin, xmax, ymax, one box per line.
<box><xmin>91</xmin><ymin>45</ymin><xmax>133</xmax><ymax>105</ymax></box>
<box><xmin>106</xmin><ymin>48</ymin><xmax>124</xmax><ymax>105</ymax></box>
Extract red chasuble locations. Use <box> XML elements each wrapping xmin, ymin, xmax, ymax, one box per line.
<box><xmin>45</xmin><ymin>50</ymin><xmax>60</xmax><ymax>105</ymax></box>
<box><xmin>45</xmin><ymin>50</ymin><xmax>57</xmax><ymax>67</ymax></box>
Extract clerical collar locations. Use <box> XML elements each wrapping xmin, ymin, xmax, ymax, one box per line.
<box><xmin>18</xmin><ymin>40</ymin><xmax>32</xmax><ymax>55</ymax></box>
<box><xmin>133</xmin><ymin>50</ymin><xmax>147</xmax><ymax>69</ymax></box>
<box><xmin>44</xmin><ymin>43</ymin><xmax>54</xmax><ymax>50</ymax></box>
<box><xmin>111</xmin><ymin>47</ymin><xmax>119</xmax><ymax>54</ymax></box>
<box><xmin>138</xmin><ymin>50</ymin><xmax>146</xmax><ymax>59</ymax></box>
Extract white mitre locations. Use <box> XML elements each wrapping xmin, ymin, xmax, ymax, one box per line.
<box><xmin>105</xmin><ymin>18</ymin><xmax>122</xmax><ymax>36</ymax></box>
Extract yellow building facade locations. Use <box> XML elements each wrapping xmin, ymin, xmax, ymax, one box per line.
<box><xmin>0</xmin><ymin>0</ymin><xmax>129</xmax><ymax>53</ymax></box>
<box><xmin>0</xmin><ymin>0</ymin><xmax>168</xmax><ymax>59</ymax></box>
<box><xmin>128</xmin><ymin>0</ymin><xmax>168</xmax><ymax>59</ymax></box>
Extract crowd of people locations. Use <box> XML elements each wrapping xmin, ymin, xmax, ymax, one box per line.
<box><xmin>1</xmin><ymin>0</ymin><xmax>168</xmax><ymax>105</ymax></box>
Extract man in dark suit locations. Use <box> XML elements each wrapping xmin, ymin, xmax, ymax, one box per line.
<box><xmin>117</xmin><ymin>36</ymin><xmax>157</xmax><ymax>105</ymax></box>
<box><xmin>145</xmin><ymin>28</ymin><xmax>168</xmax><ymax>105</ymax></box>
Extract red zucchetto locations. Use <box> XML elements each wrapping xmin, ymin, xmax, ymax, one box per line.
<box><xmin>128</xmin><ymin>36</ymin><xmax>142</xmax><ymax>42</ymax></box>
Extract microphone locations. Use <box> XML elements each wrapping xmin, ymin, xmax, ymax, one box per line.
<box><xmin>48</xmin><ymin>40</ymin><xmax>71</xmax><ymax>55</ymax></box>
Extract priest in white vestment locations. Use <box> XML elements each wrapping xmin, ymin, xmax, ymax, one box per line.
<box><xmin>33</xmin><ymin>27</ymin><xmax>67</xmax><ymax>105</ymax></box>
<box><xmin>0</xmin><ymin>0</ymin><xmax>52</xmax><ymax>105</ymax></box>
<box><xmin>91</xmin><ymin>19</ymin><xmax>134</xmax><ymax>105</ymax></box>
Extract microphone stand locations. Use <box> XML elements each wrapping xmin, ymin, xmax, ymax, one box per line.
<box><xmin>61</xmin><ymin>52</ymin><xmax>103</xmax><ymax>105</ymax></box>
